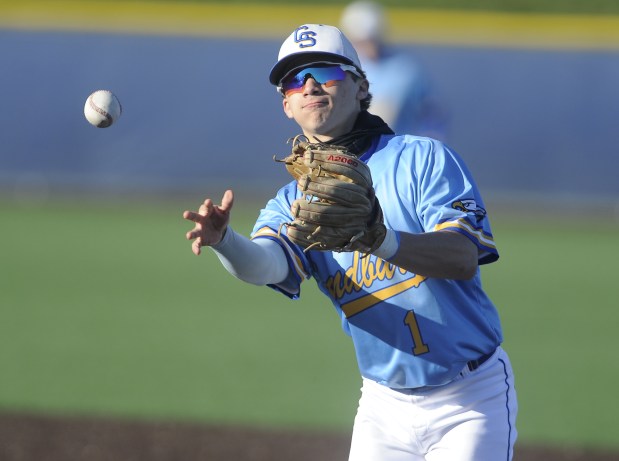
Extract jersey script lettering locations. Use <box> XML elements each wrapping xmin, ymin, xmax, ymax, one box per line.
<box><xmin>326</xmin><ymin>253</ymin><xmax>427</xmax><ymax>317</ymax></box>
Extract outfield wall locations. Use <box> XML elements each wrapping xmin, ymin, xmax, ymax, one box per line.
<box><xmin>1</xmin><ymin>4</ymin><xmax>618</xmax><ymax>210</ymax></box>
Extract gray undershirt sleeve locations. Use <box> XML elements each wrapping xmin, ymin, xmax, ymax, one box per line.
<box><xmin>210</xmin><ymin>227</ymin><xmax>290</xmax><ymax>286</ymax></box>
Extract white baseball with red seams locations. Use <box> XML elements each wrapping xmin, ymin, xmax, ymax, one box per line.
<box><xmin>84</xmin><ymin>90</ymin><xmax>122</xmax><ymax>128</ymax></box>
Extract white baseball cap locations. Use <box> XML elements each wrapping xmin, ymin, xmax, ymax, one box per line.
<box><xmin>269</xmin><ymin>24</ymin><xmax>362</xmax><ymax>85</ymax></box>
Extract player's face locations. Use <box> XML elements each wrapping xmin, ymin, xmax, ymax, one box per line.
<box><xmin>281</xmin><ymin>65</ymin><xmax>368</xmax><ymax>141</ymax></box>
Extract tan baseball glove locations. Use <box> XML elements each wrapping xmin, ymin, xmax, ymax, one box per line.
<box><xmin>275</xmin><ymin>136</ymin><xmax>386</xmax><ymax>253</ymax></box>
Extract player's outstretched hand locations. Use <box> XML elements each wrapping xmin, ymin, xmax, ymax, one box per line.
<box><xmin>183</xmin><ymin>190</ymin><xmax>234</xmax><ymax>256</ymax></box>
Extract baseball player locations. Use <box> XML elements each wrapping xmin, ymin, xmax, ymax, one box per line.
<box><xmin>183</xmin><ymin>24</ymin><xmax>518</xmax><ymax>461</ymax></box>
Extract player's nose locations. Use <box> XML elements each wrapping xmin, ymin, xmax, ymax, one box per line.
<box><xmin>302</xmin><ymin>78</ymin><xmax>322</xmax><ymax>95</ymax></box>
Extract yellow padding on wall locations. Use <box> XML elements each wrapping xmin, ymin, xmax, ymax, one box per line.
<box><xmin>1</xmin><ymin>1</ymin><xmax>618</xmax><ymax>50</ymax></box>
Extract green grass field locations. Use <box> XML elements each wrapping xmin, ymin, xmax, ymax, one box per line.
<box><xmin>1</xmin><ymin>197</ymin><xmax>618</xmax><ymax>450</ymax></box>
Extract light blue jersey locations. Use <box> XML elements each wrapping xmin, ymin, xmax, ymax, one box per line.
<box><xmin>251</xmin><ymin>134</ymin><xmax>502</xmax><ymax>389</ymax></box>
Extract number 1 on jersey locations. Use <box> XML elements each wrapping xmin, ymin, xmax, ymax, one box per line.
<box><xmin>405</xmin><ymin>310</ymin><xmax>430</xmax><ymax>355</ymax></box>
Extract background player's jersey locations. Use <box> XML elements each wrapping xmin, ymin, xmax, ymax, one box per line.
<box><xmin>251</xmin><ymin>134</ymin><xmax>503</xmax><ymax>389</ymax></box>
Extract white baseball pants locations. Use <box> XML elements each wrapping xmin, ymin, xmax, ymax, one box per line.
<box><xmin>348</xmin><ymin>347</ymin><xmax>518</xmax><ymax>461</ymax></box>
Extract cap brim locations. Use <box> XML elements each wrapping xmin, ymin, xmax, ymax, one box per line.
<box><xmin>269</xmin><ymin>52</ymin><xmax>356</xmax><ymax>85</ymax></box>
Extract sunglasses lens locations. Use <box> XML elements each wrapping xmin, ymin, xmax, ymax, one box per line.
<box><xmin>281</xmin><ymin>66</ymin><xmax>348</xmax><ymax>94</ymax></box>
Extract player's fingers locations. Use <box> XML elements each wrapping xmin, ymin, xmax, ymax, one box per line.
<box><xmin>219</xmin><ymin>189</ymin><xmax>234</xmax><ymax>213</ymax></box>
<box><xmin>199</xmin><ymin>198</ymin><xmax>214</xmax><ymax>216</ymax></box>
<box><xmin>191</xmin><ymin>238</ymin><xmax>202</xmax><ymax>256</ymax></box>
<box><xmin>183</xmin><ymin>210</ymin><xmax>201</xmax><ymax>223</ymax></box>
<box><xmin>183</xmin><ymin>211</ymin><xmax>211</xmax><ymax>230</ymax></box>
<box><xmin>185</xmin><ymin>228</ymin><xmax>199</xmax><ymax>240</ymax></box>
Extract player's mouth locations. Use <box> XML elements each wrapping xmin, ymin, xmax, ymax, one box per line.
<box><xmin>303</xmin><ymin>99</ymin><xmax>328</xmax><ymax>110</ymax></box>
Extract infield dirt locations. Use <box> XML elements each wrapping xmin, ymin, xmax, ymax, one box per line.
<box><xmin>1</xmin><ymin>413</ymin><xmax>617</xmax><ymax>461</ymax></box>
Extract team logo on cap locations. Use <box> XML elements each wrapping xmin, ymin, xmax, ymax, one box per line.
<box><xmin>294</xmin><ymin>25</ymin><xmax>317</xmax><ymax>48</ymax></box>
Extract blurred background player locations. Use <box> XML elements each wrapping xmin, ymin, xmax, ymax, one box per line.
<box><xmin>340</xmin><ymin>1</ymin><xmax>447</xmax><ymax>139</ymax></box>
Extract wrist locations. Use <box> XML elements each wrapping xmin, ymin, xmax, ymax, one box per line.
<box><xmin>372</xmin><ymin>228</ymin><xmax>400</xmax><ymax>261</ymax></box>
<box><xmin>211</xmin><ymin>226</ymin><xmax>232</xmax><ymax>250</ymax></box>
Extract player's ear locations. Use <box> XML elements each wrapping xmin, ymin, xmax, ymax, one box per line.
<box><xmin>356</xmin><ymin>78</ymin><xmax>369</xmax><ymax>102</ymax></box>
<box><xmin>282</xmin><ymin>97</ymin><xmax>294</xmax><ymax>120</ymax></box>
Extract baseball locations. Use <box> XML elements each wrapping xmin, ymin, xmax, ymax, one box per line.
<box><xmin>84</xmin><ymin>90</ymin><xmax>122</xmax><ymax>128</ymax></box>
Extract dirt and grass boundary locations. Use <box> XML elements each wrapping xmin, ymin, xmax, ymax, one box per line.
<box><xmin>1</xmin><ymin>413</ymin><xmax>617</xmax><ymax>461</ymax></box>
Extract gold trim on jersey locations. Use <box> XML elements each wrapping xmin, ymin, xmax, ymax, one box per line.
<box><xmin>434</xmin><ymin>218</ymin><xmax>496</xmax><ymax>250</ymax></box>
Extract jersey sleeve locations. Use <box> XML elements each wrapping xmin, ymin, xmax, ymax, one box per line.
<box><xmin>412</xmin><ymin>140</ymin><xmax>498</xmax><ymax>264</ymax></box>
<box><xmin>250</xmin><ymin>182</ymin><xmax>313</xmax><ymax>298</ymax></box>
